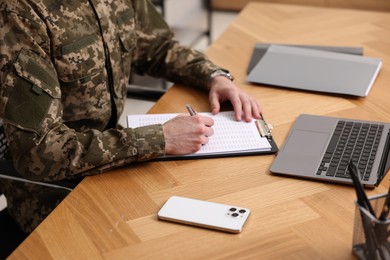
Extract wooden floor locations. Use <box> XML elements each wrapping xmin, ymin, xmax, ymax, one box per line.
<box><xmin>212</xmin><ymin>0</ymin><xmax>390</xmax><ymax>12</ymax></box>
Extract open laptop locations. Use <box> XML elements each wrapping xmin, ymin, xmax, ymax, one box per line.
<box><xmin>270</xmin><ymin>114</ymin><xmax>390</xmax><ymax>187</ymax></box>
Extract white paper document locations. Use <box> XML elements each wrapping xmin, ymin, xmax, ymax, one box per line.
<box><xmin>127</xmin><ymin>111</ymin><xmax>273</xmax><ymax>159</ymax></box>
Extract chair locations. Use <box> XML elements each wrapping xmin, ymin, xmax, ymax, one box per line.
<box><xmin>127</xmin><ymin>84</ymin><xmax>166</xmax><ymax>101</ymax></box>
<box><xmin>0</xmin><ymin>199</ymin><xmax>29</xmax><ymax>259</ymax></box>
<box><xmin>0</xmin><ymin>120</ymin><xmax>28</xmax><ymax>259</ymax></box>
<box><xmin>151</xmin><ymin>0</ymin><xmax>166</xmax><ymax>17</ymax></box>
<box><xmin>0</xmin><ymin>120</ymin><xmax>75</xmax><ymax>258</ymax></box>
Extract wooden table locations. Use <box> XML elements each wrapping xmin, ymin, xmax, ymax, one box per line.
<box><xmin>211</xmin><ymin>0</ymin><xmax>390</xmax><ymax>12</ymax></box>
<box><xmin>10</xmin><ymin>3</ymin><xmax>390</xmax><ymax>259</ymax></box>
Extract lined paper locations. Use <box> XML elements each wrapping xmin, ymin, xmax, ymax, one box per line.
<box><xmin>127</xmin><ymin>111</ymin><xmax>271</xmax><ymax>158</ymax></box>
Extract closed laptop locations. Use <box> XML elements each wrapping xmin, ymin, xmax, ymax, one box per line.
<box><xmin>247</xmin><ymin>45</ymin><xmax>382</xmax><ymax>97</ymax></box>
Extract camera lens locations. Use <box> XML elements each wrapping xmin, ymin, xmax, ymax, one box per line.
<box><xmin>232</xmin><ymin>213</ymin><xmax>239</xmax><ymax>217</ymax></box>
<box><xmin>229</xmin><ymin>207</ymin><xmax>237</xmax><ymax>212</ymax></box>
<box><xmin>239</xmin><ymin>209</ymin><xmax>246</xmax><ymax>213</ymax></box>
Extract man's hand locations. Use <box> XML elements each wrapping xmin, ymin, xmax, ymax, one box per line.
<box><xmin>162</xmin><ymin>115</ymin><xmax>214</xmax><ymax>155</ymax></box>
<box><xmin>209</xmin><ymin>76</ymin><xmax>262</xmax><ymax>122</ymax></box>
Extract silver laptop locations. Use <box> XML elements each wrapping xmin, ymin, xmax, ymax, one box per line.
<box><xmin>270</xmin><ymin>114</ymin><xmax>390</xmax><ymax>187</ymax></box>
<box><xmin>246</xmin><ymin>43</ymin><xmax>364</xmax><ymax>74</ymax></box>
<box><xmin>247</xmin><ymin>45</ymin><xmax>382</xmax><ymax>97</ymax></box>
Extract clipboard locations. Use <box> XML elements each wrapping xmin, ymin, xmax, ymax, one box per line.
<box><xmin>127</xmin><ymin>111</ymin><xmax>278</xmax><ymax>160</ymax></box>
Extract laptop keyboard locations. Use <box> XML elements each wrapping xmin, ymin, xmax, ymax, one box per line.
<box><xmin>317</xmin><ymin>120</ymin><xmax>384</xmax><ymax>181</ymax></box>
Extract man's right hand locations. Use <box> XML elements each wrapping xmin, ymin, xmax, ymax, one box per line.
<box><xmin>162</xmin><ymin>115</ymin><xmax>214</xmax><ymax>155</ymax></box>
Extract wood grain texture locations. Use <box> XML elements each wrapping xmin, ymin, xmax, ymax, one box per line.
<box><xmin>10</xmin><ymin>3</ymin><xmax>390</xmax><ymax>259</ymax></box>
<box><xmin>212</xmin><ymin>0</ymin><xmax>390</xmax><ymax>12</ymax></box>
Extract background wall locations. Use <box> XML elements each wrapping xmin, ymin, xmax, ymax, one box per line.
<box><xmin>211</xmin><ymin>0</ymin><xmax>390</xmax><ymax>12</ymax></box>
<box><xmin>164</xmin><ymin>0</ymin><xmax>203</xmax><ymax>25</ymax></box>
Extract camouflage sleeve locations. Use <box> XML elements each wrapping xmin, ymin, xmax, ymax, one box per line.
<box><xmin>131</xmin><ymin>0</ymin><xmax>223</xmax><ymax>90</ymax></box>
<box><xmin>0</xmin><ymin>4</ymin><xmax>165</xmax><ymax>182</ymax></box>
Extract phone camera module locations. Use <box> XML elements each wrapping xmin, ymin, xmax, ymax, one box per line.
<box><xmin>229</xmin><ymin>207</ymin><xmax>237</xmax><ymax>212</ymax></box>
<box><xmin>231</xmin><ymin>213</ymin><xmax>239</xmax><ymax>217</ymax></box>
<box><xmin>239</xmin><ymin>209</ymin><xmax>246</xmax><ymax>214</ymax></box>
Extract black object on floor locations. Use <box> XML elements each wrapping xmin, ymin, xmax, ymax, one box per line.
<box><xmin>0</xmin><ymin>209</ymin><xmax>28</xmax><ymax>259</ymax></box>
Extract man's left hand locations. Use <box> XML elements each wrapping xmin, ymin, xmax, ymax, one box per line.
<box><xmin>209</xmin><ymin>76</ymin><xmax>262</xmax><ymax>122</ymax></box>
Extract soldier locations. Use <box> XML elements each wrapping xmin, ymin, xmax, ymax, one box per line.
<box><xmin>0</xmin><ymin>0</ymin><xmax>261</xmax><ymax>233</ymax></box>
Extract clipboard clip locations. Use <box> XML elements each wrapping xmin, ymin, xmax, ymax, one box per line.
<box><xmin>255</xmin><ymin>115</ymin><xmax>273</xmax><ymax>139</ymax></box>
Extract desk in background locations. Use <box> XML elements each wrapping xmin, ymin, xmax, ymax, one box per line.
<box><xmin>212</xmin><ymin>0</ymin><xmax>390</xmax><ymax>12</ymax></box>
<box><xmin>10</xmin><ymin>3</ymin><xmax>390</xmax><ymax>259</ymax></box>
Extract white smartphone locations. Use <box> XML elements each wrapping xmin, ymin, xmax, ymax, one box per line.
<box><xmin>157</xmin><ymin>196</ymin><xmax>251</xmax><ymax>233</ymax></box>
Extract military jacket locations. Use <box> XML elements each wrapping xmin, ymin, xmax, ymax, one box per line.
<box><xmin>0</xmin><ymin>0</ymin><xmax>221</xmax><ymax>180</ymax></box>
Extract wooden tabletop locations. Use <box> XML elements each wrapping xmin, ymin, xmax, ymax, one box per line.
<box><xmin>10</xmin><ymin>3</ymin><xmax>390</xmax><ymax>259</ymax></box>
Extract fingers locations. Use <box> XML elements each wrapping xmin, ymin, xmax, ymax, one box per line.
<box><xmin>209</xmin><ymin>79</ymin><xmax>262</xmax><ymax>122</ymax></box>
<box><xmin>191</xmin><ymin>115</ymin><xmax>214</xmax><ymax>138</ymax></box>
<box><xmin>202</xmin><ymin>122</ymin><xmax>214</xmax><ymax>137</ymax></box>
<box><xmin>252</xmin><ymin>98</ymin><xmax>262</xmax><ymax>119</ymax></box>
<box><xmin>210</xmin><ymin>94</ymin><xmax>221</xmax><ymax>115</ymax></box>
<box><xmin>199</xmin><ymin>114</ymin><xmax>214</xmax><ymax>127</ymax></box>
<box><xmin>230</xmin><ymin>94</ymin><xmax>259</xmax><ymax>122</ymax></box>
<box><xmin>162</xmin><ymin>115</ymin><xmax>214</xmax><ymax>155</ymax></box>
<box><xmin>188</xmin><ymin>115</ymin><xmax>214</xmax><ymax>147</ymax></box>
<box><xmin>243</xmin><ymin>96</ymin><xmax>262</xmax><ymax>121</ymax></box>
<box><xmin>230</xmin><ymin>95</ymin><xmax>243</xmax><ymax>122</ymax></box>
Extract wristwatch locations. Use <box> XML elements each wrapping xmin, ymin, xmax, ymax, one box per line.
<box><xmin>209</xmin><ymin>69</ymin><xmax>234</xmax><ymax>82</ymax></box>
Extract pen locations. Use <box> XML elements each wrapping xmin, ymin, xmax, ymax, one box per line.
<box><xmin>186</xmin><ymin>104</ymin><xmax>197</xmax><ymax>116</ymax></box>
<box><xmin>349</xmin><ymin>160</ymin><xmax>388</xmax><ymax>259</ymax></box>
<box><xmin>348</xmin><ymin>160</ymin><xmax>376</xmax><ymax>217</ymax></box>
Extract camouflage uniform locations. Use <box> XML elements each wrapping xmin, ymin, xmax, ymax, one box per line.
<box><xmin>0</xmin><ymin>0</ymin><xmax>222</xmax><ymax>232</ymax></box>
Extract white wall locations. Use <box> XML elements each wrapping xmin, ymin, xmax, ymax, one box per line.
<box><xmin>165</xmin><ymin>0</ymin><xmax>204</xmax><ymax>26</ymax></box>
